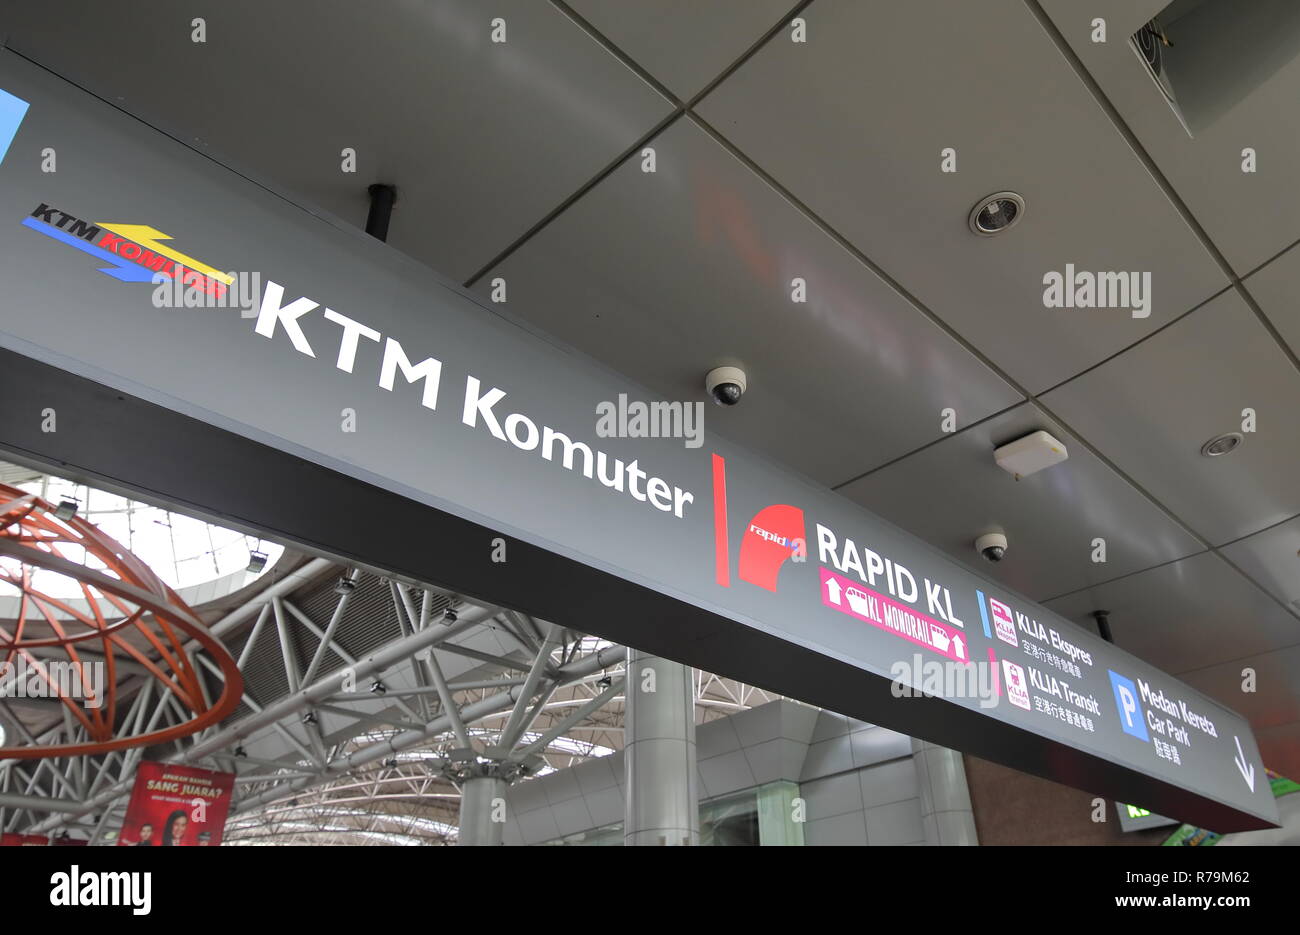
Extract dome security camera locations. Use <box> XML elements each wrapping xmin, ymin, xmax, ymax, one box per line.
<box><xmin>705</xmin><ymin>366</ymin><xmax>747</xmax><ymax>406</ymax></box>
<box><xmin>975</xmin><ymin>531</ymin><xmax>1008</xmax><ymax>563</ymax></box>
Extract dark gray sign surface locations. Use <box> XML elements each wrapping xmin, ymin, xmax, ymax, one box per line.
<box><xmin>0</xmin><ymin>51</ymin><xmax>1277</xmax><ymax>830</ymax></box>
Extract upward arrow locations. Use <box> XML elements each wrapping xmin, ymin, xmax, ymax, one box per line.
<box><xmin>1233</xmin><ymin>736</ymin><xmax>1256</xmax><ymax>792</ymax></box>
<box><xmin>825</xmin><ymin>576</ymin><xmax>842</xmax><ymax>605</ymax></box>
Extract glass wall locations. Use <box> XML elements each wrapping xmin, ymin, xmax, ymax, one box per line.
<box><xmin>700</xmin><ymin>790</ymin><xmax>760</xmax><ymax>846</ymax></box>
<box><xmin>541</xmin><ymin>781</ymin><xmax>803</xmax><ymax>845</ymax></box>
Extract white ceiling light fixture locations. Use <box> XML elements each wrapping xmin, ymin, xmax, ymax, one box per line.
<box><xmin>1200</xmin><ymin>432</ymin><xmax>1243</xmax><ymax>457</ymax></box>
<box><xmin>994</xmin><ymin>430</ymin><xmax>1068</xmax><ymax>479</ymax></box>
<box><xmin>968</xmin><ymin>191</ymin><xmax>1026</xmax><ymax>236</ymax></box>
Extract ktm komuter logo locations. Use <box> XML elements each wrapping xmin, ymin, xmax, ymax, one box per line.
<box><xmin>22</xmin><ymin>202</ymin><xmax>232</xmax><ymax>297</ymax></box>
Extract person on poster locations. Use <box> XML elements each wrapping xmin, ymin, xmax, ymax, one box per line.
<box><xmin>121</xmin><ymin>762</ymin><xmax>233</xmax><ymax>846</ymax></box>
<box><xmin>162</xmin><ymin>810</ymin><xmax>189</xmax><ymax>846</ymax></box>
<box><xmin>131</xmin><ymin>823</ymin><xmax>155</xmax><ymax>846</ymax></box>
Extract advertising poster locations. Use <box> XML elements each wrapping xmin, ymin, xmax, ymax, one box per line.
<box><xmin>0</xmin><ymin>834</ymin><xmax>47</xmax><ymax>846</ymax></box>
<box><xmin>117</xmin><ymin>761</ymin><xmax>234</xmax><ymax>847</ymax></box>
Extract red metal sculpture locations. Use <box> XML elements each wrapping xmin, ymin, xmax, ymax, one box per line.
<box><xmin>0</xmin><ymin>482</ymin><xmax>242</xmax><ymax>758</ymax></box>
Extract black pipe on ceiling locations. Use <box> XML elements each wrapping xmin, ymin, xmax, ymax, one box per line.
<box><xmin>1092</xmin><ymin>610</ymin><xmax>1113</xmax><ymax>644</ymax></box>
<box><xmin>365</xmin><ymin>183</ymin><xmax>397</xmax><ymax>242</ymax></box>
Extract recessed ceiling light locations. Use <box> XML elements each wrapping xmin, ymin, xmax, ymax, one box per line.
<box><xmin>1200</xmin><ymin>432</ymin><xmax>1243</xmax><ymax>457</ymax></box>
<box><xmin>969</xmin><ymin>192</ymin><xmax>1025</xmax><ymax>236</ymax></box>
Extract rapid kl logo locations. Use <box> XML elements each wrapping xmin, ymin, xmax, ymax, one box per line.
<box><xmin>708</xmin><ymin>453</ymin><xmax>806</xmax><ymax>592</ymax></box>
<box><xmin>708</xmin><ymin>454</ymin><xmax>970</xmax><ymax>666</ymax></box>
<box><xmin>21</xmin><ymin>202</ymin><xmax>233</xmax><ymax>297</ymax></box>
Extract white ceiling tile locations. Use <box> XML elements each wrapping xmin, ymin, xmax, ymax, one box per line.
<box><xmin>1044</xmin><ymin>552</ymin><xmax>1299</xmax><ymax>675</ymax></box>
<box><xmin>839</xmin><ymin>403</ymin><xmax>1203</xmax><ymax>602</ymax></box>
<box><xmin>696</xmin><ymin>0</ymin><xmax>1226</xmax><ymax>392</ymax></box>
<box><xmin>477</xmin><ymin>118</ymin><xmax>1022</xmax><ymax>485</ymax></box>
<box><xmin>566</xmin><ymin>0</ymin><xmax>796</xmax><ymax>99</ymax></box>
<box><xmin>1177</xmin><ymin>647</ymin><xmax>1300</xmax><ymax>732</ymax></box>
<box><xmin>1220</xmin><ymin>515</ymin><xmax>1300</xmax><ymax>611</ymax></box>
<box><xmin>4</xmin><ymin>0</ymin><xmax>672</xmax><ymax>282</ymax></box>
<box><xmin>1244</xmin><ymin>240</ymin><xmax>1300</xmax><ymax>359</ymax></box>
<box><xmin>1041</xmin><ymin>290</ymin><xmax>1300</xmax><ymax>544</ymax></box>
<box><xmin>1040</xmin><ymin>0</ymin><xmax>1300</xmax><ymax>273</ymax></box>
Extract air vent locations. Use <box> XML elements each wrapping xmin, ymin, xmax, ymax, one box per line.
<box><xmin>1130</xmin><ymin>14</ymin><xmax>1191</xmax><ymax>134</ymax></box>
<box><xmin>1133</xmin><ymin>19</ymin><xmax>1176</xmax><ymax>102</ymax></box>
<box><xmin>1130</xmin><ymin>0</ymin><xmax>1300</xmax><ymax>137</ymax></box>
<box><xmin>1134</xmin><ymin>22</ymin><xmax>1161</xmax><ymax>70</ymax></box>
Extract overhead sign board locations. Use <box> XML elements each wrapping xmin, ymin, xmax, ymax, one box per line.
<box><xmin>0</xmin><ymin>51</ymin><xmax>1278</xmax><ymax>831</ymax></box>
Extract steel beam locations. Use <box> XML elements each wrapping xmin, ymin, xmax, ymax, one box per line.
<box><xmin>24</xmin><ymin>605</ymin><xmax>500</xmax><ymax>833</ymax></box>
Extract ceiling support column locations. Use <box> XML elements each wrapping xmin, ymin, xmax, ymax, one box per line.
<box><xmin>911</xmin><ymin>737</ymin><xmax>979</xmax><ymax>846</ymax></box>
<box><xmin>457</xmin><ymin>767</ymin><xmax>507</xmax><ymax>847</ymax></box>
<box><xmin>623</xmin><ymin>649</ymin><xmax>698</xmax><ymax>846</ymax></box>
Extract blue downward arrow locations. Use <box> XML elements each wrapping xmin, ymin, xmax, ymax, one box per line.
<box><xmin>22</xmin><ymin>216</ymin><xmax>159</xmax><ymax>282</ymax></box>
